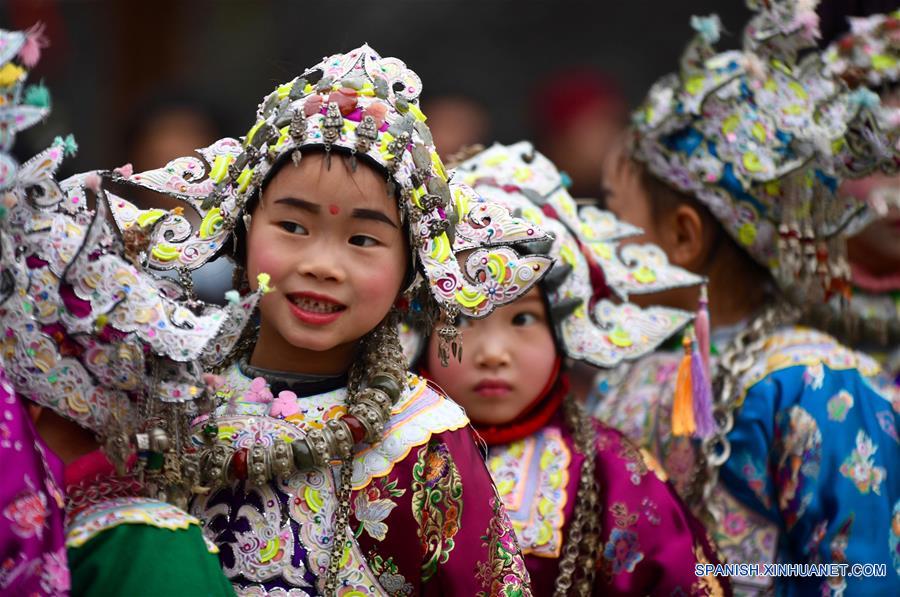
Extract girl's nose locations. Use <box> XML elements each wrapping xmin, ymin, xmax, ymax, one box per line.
<box><xmin>295</xmin><ymin>245</ymin><xmax>345</xmax><ymax>282</ymax></box>
<box><xmin>474</xmin><ymin>339</ymin><xmax>511</xmax><ymax>370</ymax></box>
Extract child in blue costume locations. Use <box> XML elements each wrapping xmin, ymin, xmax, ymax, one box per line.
<box><xmin>593</xmin><ymin>1</ymin><xmax>900</xmax><ymax>594</ymax></box>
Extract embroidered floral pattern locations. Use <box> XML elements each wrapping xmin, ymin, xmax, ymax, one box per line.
<box><xmin>412</xmin><ymin>439</ymin><xmax>463</xmax><ymax>582</ymax></box>
<box><xmin>640</xmin><ymin>497</ymin><xmax>661</xmax><ymax>526</ymax></box>
<box><xmin>708</xmin><ymin>485</ymin><xmax>778</xmax><ymax>567</ymax></box>
<box><xmin>603</xmin><ymin>528</ymin><xmax>644</xmax><ymax>574</ymax></box>
<box><xmin>877</xmin><ymin>410</ymin><xmax>899</xmax><ymax>444</ymax></box>
<box><xmin>603</xmin><ymin>502</ymin><xmax>645</xmax><ymax>575</ymax></box>
<box><xmin>3</xmin><ymin>488</ymin><xmax>48</xmax><ymax>539</ymax></box>
<box><xmin>827</xmin><ymin>390</ymin><xmax>854</xmax><ymax>422</ymax></box>
<box><xmin>486</xmin><ymin>428</ymin><xmax>570</xmax><ymax>556</ymax></box>
<box><xmin>839</xmin><ymin>431</ymin><xmax>886</xmax><ymax>495</ymax></box>
<box><xmin>353</xmin><ymin>478</ymin><xmax>405</xmax><ymax>542</ymax></box>
<box><xmin>617</xmin><ymin>438</ymin><xmax>649</xmax><ymax>485</ymax></box>
<box><xmin>368</xmin><ymin>553</ymin><xmax>413</xmax><ymax>596</ymax></box>
<box><xmin>741</xmin><ymin>454</ymin><xmax>772</xmax><ymax>510</ymax></box>
<box><xmin>775</xmin><ymin>406</ymin><xmax>822</xmax><ymax>528</ymax></box>
<box><xmin>39</xmin><ymin>547</ymin><xmax>70</xmax><ymax>594</ymax></box>
<box><xmin>475</xmin><ymin>495</ymin><xmax>530</xmax><ymax>597</ymax></box>
<box><xmin>803</xmin><ymin>362</ymin><xmax>825</xmax><ymax>390</ymax></box>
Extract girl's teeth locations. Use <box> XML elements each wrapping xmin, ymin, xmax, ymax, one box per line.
<box><xmin>293</xmin><ymin>298</ymin><xmax>341</xmax><ymax>313</ymax></box>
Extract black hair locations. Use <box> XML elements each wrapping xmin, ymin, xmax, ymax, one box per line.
<box><xmin>636</xmin><ymin>160</ymin><xmax>773</xmax><ymax>286</ymax></box>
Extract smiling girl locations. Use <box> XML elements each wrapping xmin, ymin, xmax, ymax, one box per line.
<box><xmin>417</xmin><ymin>142</ymin><xmax>729</xmax><ymax>596</ymax></box>
<box><xmin>111</xmin><ymin>46</ymin><xmax>552</xmax><ymax>595</ymax></box>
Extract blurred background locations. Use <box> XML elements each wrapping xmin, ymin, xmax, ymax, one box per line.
<box><xmin>5</xmin><ymin>0</ymin><xmax>897</xmax><ymax>200</ymax></box>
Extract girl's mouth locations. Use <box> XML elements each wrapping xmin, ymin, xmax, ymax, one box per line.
<box><xmin>474</xmin><ymin>379</ymin><xmax>513</xmax><ymax>398</ymax></box>
<box><xmin>286</xmin><ymin>292</ymin><xmax>346</xmax><ymax>325</ymax></box>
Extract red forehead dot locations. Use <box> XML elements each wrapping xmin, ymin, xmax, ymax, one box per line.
<box><xmin>328</xmin><ymin>205</ymin><xmax>340</xmax><ymax>215</ymax></box>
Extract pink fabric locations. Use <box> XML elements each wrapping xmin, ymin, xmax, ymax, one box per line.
<box><xmin>517</xmin><ymin>416</ymin><xmax>730</xmax><ymax>595</ymax></box>
<box><xmin>0</xmin><ymin>369</ymin><xmax>69</xmax><ymax>596</ymax></box>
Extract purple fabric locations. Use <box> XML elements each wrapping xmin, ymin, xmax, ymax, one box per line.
<box><xmin>521</xmin><ymin>416</ymin><xmax>731</xmax><ymax>596</ymax></box>
<box><xmin>0</xmin><ymin>368</ymin><xmax>70</xmax><ymax>595</ymax></box>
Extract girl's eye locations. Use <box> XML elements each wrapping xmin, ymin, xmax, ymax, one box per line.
<box><xmin>349</xmin><ymin>235</ymin><xmax>379</xmax><ymax>247</ymax></box>
<box><xmin>278</xmin><ymin>222</ymin><xmax>308</xmax><ymax>235</ymax></box>
<box><xmin>512</xmin><ymin>312</ymin><xmax>540</xmax><ymax>326</ymax></box>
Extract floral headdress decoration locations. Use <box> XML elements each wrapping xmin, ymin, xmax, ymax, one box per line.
<box><xmin>100</xmin><ymin>47</ymin><xmax>552</xmax><ymax>502</ymax></box>
<box><xmin>108</xmin><ymin>45</ymin><xmax>552</xmax><ymax>363</ymax></box>
<box><xmin>823</xmin><ymin>9</ymin><xmax>900</xmax><ymax>90</ymax></box>
<box><xmin>0</xmin><ymin>24</ymin><xmax>50</xmax><ymax>190</ymax></box>
<box><xmin>0</xmin><ymin>27</ymin><xmax>264</xmax><ymax>505</ymax></box>
<box><xmin>630</xmin><ymin>0</ymin><xmax>900</xmax><ymax>303</ymax></box>
<box><xmin>453</xmin><ymin>141</ymin><xmax>703</xmax><ymax>367</ymax></box>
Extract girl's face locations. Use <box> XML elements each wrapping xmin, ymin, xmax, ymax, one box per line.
<box><xmin>425</xmin><ymin>287</ymin><xmax>557</xmax><ymax>426</ymax></box>
<box><xmin>246</xmin><ymin>153</ymin><xmax>408</xmax><ymax>374</ymax></box>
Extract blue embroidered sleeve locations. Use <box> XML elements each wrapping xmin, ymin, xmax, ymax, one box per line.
<box><xmin>720</xmin><ymin>359</ymin><xmax>900</xmax><ymax>595</ymax></box>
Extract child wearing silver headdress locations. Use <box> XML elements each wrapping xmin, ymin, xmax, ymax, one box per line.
<box><xmin>593</xmin><ymin>1</ymin><xmax>900</xmax><ymax>594</ymax></box>
<box><xmin>112</xmin><ymin>45</ymin><xmax>550</xmax><ymax>595</ymax></box>
<box><xmin>814</xmin><ymin>10</ymin><xmax>900</xmax><ymax>383</ymax></box>
<box><xmin>413</xmin><ymin>141</ymin><xmax>730</xmax><ymax>596</ymax></box>
<box><xmin>0</xmin><ymin>24</ymin><xmax>243</xmax><ymax>597</ymax></box>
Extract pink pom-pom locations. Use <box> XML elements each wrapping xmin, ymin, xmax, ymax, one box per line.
<box><xmin>18</xmin><ymin>23</ymin><xmax>48</xmax><ymax>68</ymax></box>
<box><xmin>796</xmin><ymin>11</ymin><xmax>821</xmax><ymax>40</ymax></box>
<box><xmin>83</xmin><ymin>172</ymin><xmax>102</xmax><ymax>193</ymax></box>
<box><xmin>114</xmin><ymin>163</ymin><xmax>134</xmax><ymax>177</ymax></box>
<box><xmin>202</xmin><ymin>373</ymin><xmax>224</xmax><ymax>390</ymax></box>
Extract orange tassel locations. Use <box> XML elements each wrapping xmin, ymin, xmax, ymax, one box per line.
<box><xmin>672</xmin><ymin>330</ymin><xmax>696</xmax><ymax>437</ymax></box>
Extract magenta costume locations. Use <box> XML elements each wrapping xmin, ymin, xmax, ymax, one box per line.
<box><xmin>486</xmin><ymin>409</ymin><xmax>727</xmax><ymax>595</ymax></box>
<box><xmin>0</xmin><ymin>371</ymin><xmax>69</xmax><ymax>596</ymax></box>
<box><xmin>191</xmin><ymin>366</ymin><xmax>531</xmax><ymax>595</ymax></box>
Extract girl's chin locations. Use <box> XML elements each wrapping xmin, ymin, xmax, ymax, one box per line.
<box><xmin>279</xmin><ymin>331</ymin><xmax>354</xmax><ymax>354</ymax></box>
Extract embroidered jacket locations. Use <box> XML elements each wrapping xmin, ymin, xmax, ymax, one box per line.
<box><xmin>64</xmin><ymin>452</ymin><xmax>235</xmax><ymax>597</ymax></box>
<box><xmin>486</xmin><ymin>413</ymin><xmax>728</xmax><ymax>596</ymax></box>
<box><xmin>0</xmin><ymin>370</ymin><xmax>68</xmax><ymax>596</ymax></box>
<box><xmin>190</xmin><ymin>365</ymin><xmax>531</xmax><ymax>596</ymax></box>
<box><xmin>594</xmin><ymin>326</ymin><xmax>900</xmax><ymax>596</ymax></box>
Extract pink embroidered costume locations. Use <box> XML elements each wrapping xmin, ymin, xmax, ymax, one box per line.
<box><xmin>0</xmin><ymin>24</ymin><xmax>263</xmax><ymax>597</ymax></box>
<box><xmin>412</xmin><ymin>141</ymin><xmax>730</xmax><ymax>595</ymax></box>
<box><xmin>0</xmin><ymin>25</ymin><xmax>68</xmax><ymax>596</ymax></box>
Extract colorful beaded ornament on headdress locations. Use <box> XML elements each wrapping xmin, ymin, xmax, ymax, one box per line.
<box><xmin>823</xmin><ymin>9</ymin><xmax>900</xmax><ymax>90</ymax></box>
<box><xmin>0</xmin><ymin>24</ymin><xmax>50</xmax><ymax>190</ymax></box>
<box><xmin>0</xmin><ymin>28</ymin><xmax>264</xmax><ymax>505</ymax></box>
<box><xmin>630</xmin><ymin>0</ymin><xmax>900</xmax><ymax>302</ymax></box>
<box><xmin>453</xmin><ymin>141</ymin><xmax>704</xmax><ymax>368</ymax></box>
<box><xmin>108</xmin><ymin>44</ymin><xmax>552</xmax><ymax>323</ymax></box>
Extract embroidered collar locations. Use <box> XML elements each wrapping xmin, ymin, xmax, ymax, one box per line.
<box><xmin>64</xmin><ymin>449</ymin><xmax>142</xmax><ymax>520</ymax></box>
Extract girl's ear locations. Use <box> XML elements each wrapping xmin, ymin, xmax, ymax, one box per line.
<box><xmin>667</xmin><ymin>204</ymin><xmax>707</xmax><ymax>271</ymax></box>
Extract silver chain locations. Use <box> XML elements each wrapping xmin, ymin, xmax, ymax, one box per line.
<box><xmin>692</xmin><ymin>301</ymin><xmax>798</xmax><ymax>521</ymax></box>
<box><xmin>323</xmin><ymin>456</ymin><xmax>354</xmax><ymax>595</ymax></box>
<box><xmin>554</xmin><ymin>396</ymin><xmax>602</xmax><ymax>596</ymax></box>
